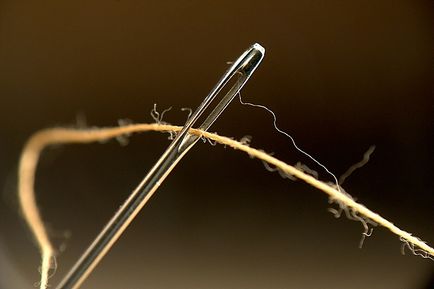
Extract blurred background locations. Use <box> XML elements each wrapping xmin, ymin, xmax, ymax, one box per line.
<box><xmin>0</xmin><ymin>0</ymin><xmax>433</xmax><ymax>288</ymax></box>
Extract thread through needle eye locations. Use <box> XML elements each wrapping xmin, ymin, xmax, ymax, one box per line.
<box><xmin>55</xmin><ymin>43</ymin><xmax>265</xmax><ymax>289</ymax></box>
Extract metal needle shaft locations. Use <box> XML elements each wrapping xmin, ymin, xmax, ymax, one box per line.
<box><xmin>56</xmin><ymin>43</ymin><xmax>265</xmax><ymax>289</ymax></box>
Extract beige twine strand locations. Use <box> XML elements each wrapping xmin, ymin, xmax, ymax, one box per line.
<box><xmin>18</xmin><ymin>123</ymin><xmax>434</xmax><ymax>289</ymax></box>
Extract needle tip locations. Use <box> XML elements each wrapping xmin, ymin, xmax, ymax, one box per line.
<box><xmin>252</xmin><ymin>43</ymin><xmax>265</xmax><ymax>56</ymax></box>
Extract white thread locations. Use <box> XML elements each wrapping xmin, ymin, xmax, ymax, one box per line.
<box><xmin>238</xmin><ymin>93</ymin><xmax>341</xmax><ymax>191</ymax></box>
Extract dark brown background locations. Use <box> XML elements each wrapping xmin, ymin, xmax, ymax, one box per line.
<box><xmin>0</xmin><ymin>0</ymin><xmax>433</xmax><ymax>288</ymax></box>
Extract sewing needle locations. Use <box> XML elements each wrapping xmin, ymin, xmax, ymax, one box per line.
<box><xmin>56</xmin><ymin>43</ymin><xmax>265</xmax><ymax>289</ymax></box>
